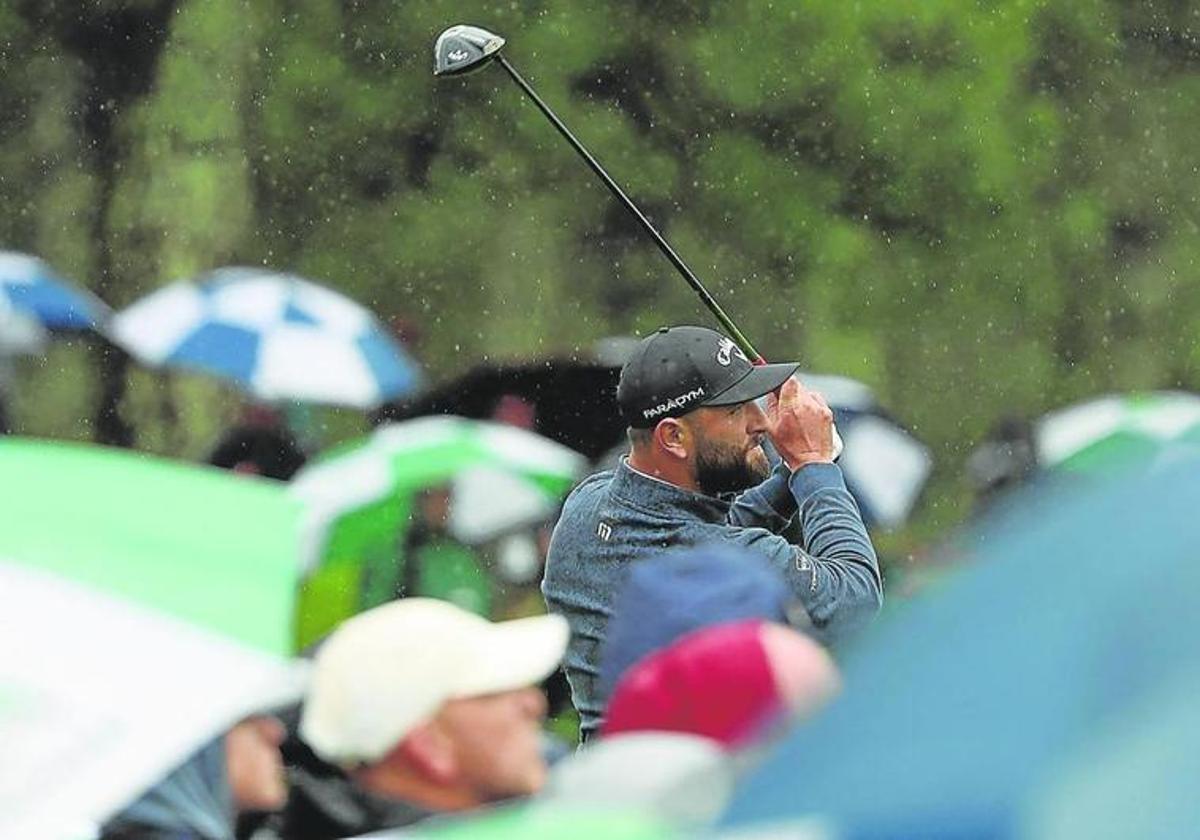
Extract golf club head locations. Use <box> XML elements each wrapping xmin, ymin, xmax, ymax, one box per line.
<box><xmin>434</xmin><ymin>25</ymin><xmax>506</xmax><ymax>77</ymax></box>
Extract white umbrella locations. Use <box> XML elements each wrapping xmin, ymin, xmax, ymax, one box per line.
<box><xmin>0</xmin><ymin>562</ymin><xmax>305</xmax><ymax>840</ymax></box>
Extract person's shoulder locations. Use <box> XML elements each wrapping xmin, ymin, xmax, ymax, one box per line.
<box><xmin>563</xmin><ymin>468</ymin><xmax>616</xmax><ymax>504</ymax></box>
<box><xmin>551</xmin><ymin>469</ymin><xmax>616</xmax><ymax>541</ymax></box>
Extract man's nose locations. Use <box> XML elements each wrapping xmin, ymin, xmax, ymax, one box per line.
<box><xmin>745</xmin><ymin>400</ymin><xmax>768</xmax><ymax>434</ymax></box>
<box><xmin>519</xmin><ymin>686</ymin><xmax>549</xmax><ymax>720</ymax></box>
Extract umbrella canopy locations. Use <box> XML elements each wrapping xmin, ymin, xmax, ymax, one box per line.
<box><xmin>803</xmin><ymin>372</ymin><xmax>932</xmax><ymax>529</ymax></box>
<box><xmin>0</xmin><ymin>250</ymin><xmax>110</xmax><ymax>330</ymax></box>
<box><xmin>0</xmin><ymin>564</ymin><xmax>306</xmax><ymax>840</ymax></box>
<box><xmin>0</xmin><ymin>438</ymin><xmax>307</xmax><ymax>839</ymax></box>
<box><xmin>288</xmin><ymin>417</ymin><xmax>587</xmax><ymax>646</ymax></box>
<box><xmin>109</xmin><ymin>267</ymin><xmax>421</xmax><ymax>408</ymax></box>
<box><xmin>0</xmin><ymin>295</ymin><xmax>47</xmax><ymax>355</ymax></box>
<box><xmin>718</xmin><ymin>455</ymin><xmax>1200</xmax><ymax>837</ymax></box>
<box><xmin>0</xmin><ymin>437</ymin><xmax>303</xmax><ymax>654</ymax></box>
<box><xmin>380</xmin><ymin>359</ymin><xmax>624</xmax><ymax>460</ymax></box>
<box><xmin>1036</xmin><ymin>390</ymin><xmax>1200</xmax><ymax>473</ymax></box>
<box><xmin>1020</xmin><ymin>669</ymin><xmax>1200</xmax><ymax>839</ymax></box>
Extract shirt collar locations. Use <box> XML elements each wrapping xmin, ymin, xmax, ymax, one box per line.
<box><xmin>610</xmin><ymin>457</ymin><xmax>730</xmax><ymax>520</ymax></box>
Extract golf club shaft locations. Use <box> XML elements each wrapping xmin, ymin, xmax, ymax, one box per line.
<box><xmin>494</xmin><ymin>55</ymin><xmax>765</xmax><ymax>364</ymax></box>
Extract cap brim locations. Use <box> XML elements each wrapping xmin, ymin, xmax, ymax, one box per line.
<box><xmin>702</xmin><ymin>362</ymin><xmax>799</xmax><ymax>407</ymax></box>
<box><xmin>452</xmin><ymin>613</ymin><xmax>570</xmax><ymax>699</ymax></box>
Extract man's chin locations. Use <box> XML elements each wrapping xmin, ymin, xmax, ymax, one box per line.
<box><xmin>696</xmin><ymin>445</ymin><xmax>771</xmax><ymax>496</ymax></box>
<box><xmin>747</xmin><ymin>447</ymin><xmax>772</xmax><ymax>482</ymax></box>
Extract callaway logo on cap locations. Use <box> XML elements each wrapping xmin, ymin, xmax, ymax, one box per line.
<box><xmin>616</xmin><ymin>326</ymin><xmax>799</xmax><ymax>428</ymax></box>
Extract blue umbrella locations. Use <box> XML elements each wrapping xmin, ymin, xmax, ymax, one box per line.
<box><xmin>110</xmin><ymin>267</ymin><xmax>422</xmax><ymax>409</ymax></box>
<box><xmin>719</xmin><ymin>456</ymin><xmax>1200</xmax><ymax>838</ymax></box>
<box><xmin>0</xmin><ymin>250</ymin><xmax>110</xmax><ymax>330</ymax></box>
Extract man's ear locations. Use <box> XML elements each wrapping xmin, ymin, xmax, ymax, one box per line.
<box><xmin>398</xmin><ymin>722</ymin><xmax>457</xmax><ymax>785</ymax></box>
<box><xmin>653</xmin><ymin>418</ymin><xmax>690</xmax><ymax>461</ymax></box>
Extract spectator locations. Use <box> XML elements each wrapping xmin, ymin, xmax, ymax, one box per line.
<box><xmin>270</xmin><ymin>599</ymin><xmax>567</xmax><ymax>837</ymax></box>
<box><xmin>539</xmin><ymin>732</ymin><xmax>734</xmax><ymax>829</ymax></box>
<box><xmin>399</xmin><ymin>485</ymin><xmax>492</xmax><ymax>617</ymax></box>
<box><xmin>966</xmin><ymin>415</ymin><xmax>1039</xmax><ymax>512</ymax></box>
<box><xmin>208</xmin><ymin>406</ymin><xmax>306</xmax><ymax>481</ymax></box>
<box><xmin>101</xmin><ymin>714</ymin><xmax>288</xmax><ymax>840</ymax></box>
<box><xmin>601</xmin><ymin>619</ymin><xmax>840</xmax><ymax>750</ymax></box>
<box><xmin>597</xmin><ymin>544</ymin><xmax>805</xmax><ymax>704</ymax></box>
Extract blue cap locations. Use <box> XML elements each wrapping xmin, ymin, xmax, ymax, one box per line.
<box><xmin>598</xmin><ymin>544</ymin><xmax>798</xmax><ymax>701</ymax></box>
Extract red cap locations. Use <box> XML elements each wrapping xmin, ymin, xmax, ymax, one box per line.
<box><xmin>601</xmin><ymin>619</ymin><xmax>786</xmax><ymax>750</ymax></box>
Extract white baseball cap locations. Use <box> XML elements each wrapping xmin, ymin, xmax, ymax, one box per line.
<box><xmin>300</xmin><ymin>598</ymin><xmax>569</xmax><ymax>765</ymax></box>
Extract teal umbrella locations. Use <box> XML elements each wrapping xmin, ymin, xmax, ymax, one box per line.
<box><xmin>718</xmin><ymin>455</ymin><xmax>1200</xmax><ymax>837</ymax></box>
<box><xmin>1021</xmin><ymin>669</ymin><xmax>1200</xmax><ymax>839</ymax></box>
<box><xmin>0</xmin><ymin>438</ymin><xmax>306</xmax><ymax>839</ymax></box>
<box><xmin>288</xmin><ymin>416</ymin><xmax>586</xmax><ymax>646</ymax></box>
<box><xmin>1035</xmin><ymin>391</ymin><xmax>1200</xmax><ymax>474</ymax></box>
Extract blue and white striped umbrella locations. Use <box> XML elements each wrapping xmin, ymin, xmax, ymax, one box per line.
<box><xmin>0</xmin><ymin>296</ymin><xmax>47</xmax><ymax>355</ymax></box>
<box><xmin>110</xmin><ymin>267</ymin><xmax>422</xmax><ymax>408</ymax></box>
<box><xmin>0</xmin><ymin>251</ymin><xmax>110</xmax><ymax>330</ymax></box>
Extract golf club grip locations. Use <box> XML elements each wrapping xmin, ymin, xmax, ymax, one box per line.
<box><xmin>494</xmin><ymin>55</ymin><xmax>763</xmax><ymax>363</ymax></box>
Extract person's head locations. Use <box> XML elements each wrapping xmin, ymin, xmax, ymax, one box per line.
<box><xmin>597</xmin><ymin>544</ymin><xmax>806</xmax><ymax>701</ymax></box>
<box><xmin>617</xmin><ymin>326</ymin><xmax>798</xmax><ymax>495</ymax></box>
<box><xmin>300</xmin><ymin>598</ymin><xmax>568</xmax><ymax>812</ymax></box>
<box><xmin>208</xmin><ymin>425</ymin><xmax>306</xmax><ymax>480</ymax></box>
<box><xmin>601</xmin><ymin>619</ymin><xmax>840</xmax><ymax>750</ymax></box>
<box><xmin>105</xmin><ymin>717</ymin><xmax>290</xmax><ymax>840</ymax></box>
<box><xmin>416</xmin><ymin>484</ymin><xmax>454</xmax><ymax>531</ymax></box>
<box><xmin>225</xmin><ymin>714</ymin><xmax>288</xmax><ymax>812</ymax></box>
<box><xmin>966</xmin><ymin>415</ymin><xmax>1038</xmax><ymax>510</ymax></box>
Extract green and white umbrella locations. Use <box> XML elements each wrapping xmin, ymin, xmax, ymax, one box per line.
<box><xmin>288</xmin><ymin>416</ymin><xmax>586</xmax><ymax>646</ymax></box>
<box><xmin>0</xmin><ymin>438</ymin><xmax>307</xmax><ymax>840</ymax></box>
<box><xmin>1036</xmin><ymin>391</ymin><xmax>1200</xmax><ymax>474</ymax></box>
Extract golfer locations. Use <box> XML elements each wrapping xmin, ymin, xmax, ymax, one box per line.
<box><xmin>542</xmin><ymin>325</ymin><xmax>883</xmax><ymax>741</ymax></box>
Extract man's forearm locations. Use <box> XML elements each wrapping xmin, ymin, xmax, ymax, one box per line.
<box><xmin>788</xmin><ymin>463</ymin><xmax>883</xmax><ymax>642</ymax></box>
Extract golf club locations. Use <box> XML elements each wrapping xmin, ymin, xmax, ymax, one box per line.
<box><xmin>433</xmin><ymin>24</ymin><xmax>765</xmax><ymax>364</ymax></box>
<box><xmin>434</xmin><ymin>26</ymin><xmax>844</xmax><ymax>458</ymax></box>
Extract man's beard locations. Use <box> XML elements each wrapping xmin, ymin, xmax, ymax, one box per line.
<box><xmin>695</xmin><ymin>438</ymin><xmax>771</xmax><ymax>496</ymax></box>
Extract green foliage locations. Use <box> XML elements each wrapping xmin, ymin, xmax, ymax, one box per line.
<box><xmin>107</xmin><ymin>0</ymin><xmax>261</xmax><ymax>294</ymax></box>
<box><xmin>6</xmin><ymin>0</ymin><xmax>1200</xmax><ymax>541</ymax></box>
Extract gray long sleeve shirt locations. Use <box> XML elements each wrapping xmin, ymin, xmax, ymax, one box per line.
<box><xmin>542</xmin><ymin>458</ymin><xmax>883</xmax><ymax>740</ymax></box>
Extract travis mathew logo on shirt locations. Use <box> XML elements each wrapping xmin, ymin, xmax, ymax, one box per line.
<box><xmin>642</xmin><ymin>386</ymin><xmax>706</xmax><ymax>420</ymax></box>
<box><xmin>796</xmin><ymin>551</ymin><xmax>818</xmax><ymax>593</ymax></box>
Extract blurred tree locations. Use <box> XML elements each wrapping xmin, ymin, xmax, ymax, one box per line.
<box><xmin>3</xmin><ymin>0</ymin><xmax>1200</xmax><ymax>536</ymax></box>
<box><xmin>10</xmin><ymin>0</ymin><xmax>179</xmax><ymax>445</ymax></box>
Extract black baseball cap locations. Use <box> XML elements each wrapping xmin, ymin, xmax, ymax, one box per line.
<box><xmin>616</xmin><ymin>326</ymin><xmax>799</xmax><ymax>428</ymax></box>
